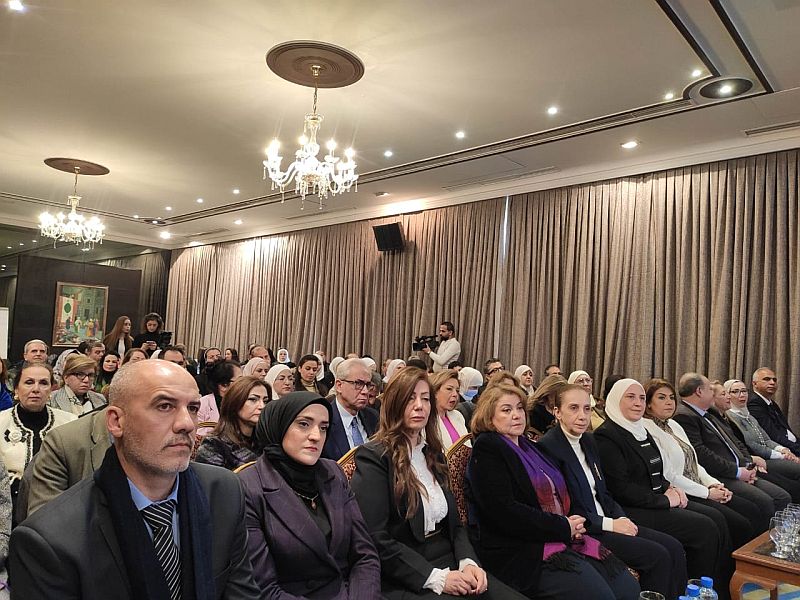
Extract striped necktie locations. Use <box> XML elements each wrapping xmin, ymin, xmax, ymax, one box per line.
<box><xmin>141</xmin><ymin>500</ymin><xmax>181</xmax><ymax>600</ymax></box>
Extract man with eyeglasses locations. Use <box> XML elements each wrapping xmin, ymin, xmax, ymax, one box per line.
<box><xmin>321</xmin><ymin>358</ymin><xmax>379</xmax><ymax>460</ymax></box>
<box><xmin>748</xmin><ymin>367</ymin><xmax>800</xmax><ymax>456</ymax></box>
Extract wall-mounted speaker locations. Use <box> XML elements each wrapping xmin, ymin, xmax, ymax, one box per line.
<box><xmin>372</xmin><ymin>222</ymin><xmax>404</xmax><ymax>252</ymax></box>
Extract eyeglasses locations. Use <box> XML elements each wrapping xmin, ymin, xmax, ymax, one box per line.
<box><xmin>730</xmin><ymin>389</ymin><xmax>748</xmax><ymax>395</ymax></box>
<box><xmin>70</xmin><ymin>372</ymin><xmax>96</xmax><ymax>381</ymax></box>
<box><xmin>341</xmin><ymin>379</ymin><xmax>377</xmax><ymax>391</ymax></box>
<box><xmin>575</xmin><ymin>377</ymin><xmax>593</xmax><ymax>385</ymax></box>
<box><xmin>487</xmin><ymin>366</ymin><xmax>504</xmax><ymax>375</ymax></box>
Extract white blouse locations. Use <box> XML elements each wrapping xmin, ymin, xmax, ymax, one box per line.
<box><xmin>410</xmin><ymin>440</ymin><xmax>448</xmax><ymax>534</ymax></box>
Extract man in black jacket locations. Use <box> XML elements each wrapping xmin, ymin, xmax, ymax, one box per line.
<box><xmin>748</xmin><ymin>367</ymin><xmax>800</xmax><ymax>455</ymax></box>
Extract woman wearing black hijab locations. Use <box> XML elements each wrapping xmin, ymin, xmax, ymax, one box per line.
<box><xmin>238</xmin><ymin>391</ymin><xmax>380</xmax><ymax>599</ymax></box>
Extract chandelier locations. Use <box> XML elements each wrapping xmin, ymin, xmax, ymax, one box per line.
<box><xmin>39</xmin><ymin>163</ymin><xmax>106</xmax><ymax>248</ymax></box>
<box><xmin>263</xmin><ymin>64</ymin><xmax>358</xmax><ymax>209</ymax></box>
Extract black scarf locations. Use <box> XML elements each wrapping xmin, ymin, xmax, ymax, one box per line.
<box><xmin>93</xmin><ymin>446</ymin><xmax>215</xmax><ymax>600</ymax></box>
<box><xmin>254</xmin><ymin>391</ymin><xmax>332</xmax><ymax>497</ymax></box>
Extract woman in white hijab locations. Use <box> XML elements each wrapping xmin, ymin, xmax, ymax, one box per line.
<box><xmin>382</xmin><ymin>359</ymin><xmax>405</xmax><ymax>384</ymax></box>
<box><xmin>243</xmin><ymin>357</ymin><xmax>269</xmax><ymax>381</ymax></box>
<box><xmin>361</xmin><ymin>357</ymin><xmax>377</xmax><ymax>372</ymax></box>
<box><xmin>567</xmin><ymin>370</ymin><xmax>604</xmax><ymax>430</ymax></box>
<box><xmin>275</xmin><ymin>348</ymin><xmax>295</xmax><ymax>368</ymax></box>
<box><xmin>328</xmin><ymin>356</ymin><xmax>345</xmax><ymax>381</ymax></box>
<box><xmin>454</xmin><ymin>367</ymin><xmax>483</xmax><ymax>428</ymax></box>
<box><xmin>594</xmin><ymin>379</ymin><xmax>730</xmax><ymax>586</ymax></box>
<box><xmin>265</xmin><ymin>364</ymin><xmax>294</xmax><ymax>400</ymax></box>
<box><xmin>514</xmin><ymin>365</ymin><xmax>535</xmax><ymax>396</ymax></box>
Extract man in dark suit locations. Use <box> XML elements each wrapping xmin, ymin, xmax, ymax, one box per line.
<box><xmin>321</xmin><ymin>358</ymin><xmax>379</xmax><ymax>460</ymax></box>
<box><xmin>673</xmin><ymin>372</ymin><xmax>790</xmax><ymax>531</ymax></box>
<box><xmin>9</xmin><ymin>360</ymin><xmax>260</xmax><ymax>600</ymax></box>
<box><xmin>748</xmin><ymin>367</ymin><xmax>800</xmax><ymax>455</ymax></box>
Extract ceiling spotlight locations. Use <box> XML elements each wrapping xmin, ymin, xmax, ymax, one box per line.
<box><xmin>719</xmin><ymin>84</ymin><xmax>733</xmax><ymax>95</ymax></box>
<box><xmin>159</xmin><ymin>231</ymin><xmax>171</xmax><ymax>240</ymax></box>
<box><xmin>621</xmin><ymin>140</ymin><xmax>639</xmax><ymax>149</ymax></box>
<box><xmin>196</xmin><ymin>198</ymin><xmax>203</xmax><ymax>204</ymax></box>
<box><xmin>374</xmin><ymin>192</ymin><xmax>390</xmax><ymax>197</ymax></box>
<box><xmin>698</xmin><ymin>77</ymin><xmax>753</xmax><ymax>99</ymax></box>
<box><xmin>165</xmin><ymin>206</ymin><xmax>172</xmax><ymax>211</ymax></box>
<box><xmin>234</xmin><ymin>219</ymin><xmax>243</xmax><ymax>225</ymax></box>
<box><xmin>455</xmin><ymin>131</ymin><xmax>466</xmax><ymax>139</ymax></box>
<box><xmin>81</xmin><ymin>248</ymin><xmax>91</xmax><ymax>252</ymax></box>
<box><xmin>188</xmin><ymin>241</ymin><xmax>201</xmax><ymax>247</ymax></box>
<box><xmin>32</xmin><ymin>239</ymin><xmax>38</xmax><ymax>242</ymax></box>
<box><xmin>232</xmin><ymin>189</ymin><xmax>240</xmax><ymax>195</ymax></box>
<box><xmin>133</xmin><ymin>214</ymin><xmax>139</xmax><ymax>219</ymax></box>
<box><xmin>8</xmin><ymin>0</ymin><xmax>24</xmax><ymax>11</ymax></box>
<box><xmin>664</xmin><ymin>92</ymin><xmax>675</xmax><ymax>100</ymax></box>
<box><xmin>5</xmin><ymin>246</ymin><xmax>11</xmax><ymax>249</ymax></box>
<box><xmin>384</xmin><ymin>150</ymin><xmax>393</xmax><ymax>158</ymax></box>
<box><xmin>547</xmin><ymin>106</ymin><xmax>559</xmax><ymax>115</ymax></box>
<box><xmin>691</xmin><ymin>69</ymin><xmax>702</xmax><ymax>78</ymax></box>
<box><xmin>19</xmin><ymin>242</ymin><xmax>24</xmax><ymax>246</ymax></box>
<box><xmin>1</xmin><ymin>265</ymin><xmax>5</xmax><ymax>268</ymax></box>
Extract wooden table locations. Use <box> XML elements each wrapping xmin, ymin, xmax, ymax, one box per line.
<box><xmin>731</xmin><ymin>531</ymin><xmax>800</xmax><ymax>600</ymax></box>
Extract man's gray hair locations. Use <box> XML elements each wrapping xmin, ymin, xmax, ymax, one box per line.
<box><xmin>337</xmin><ymin>358</ymin><xmax>369</xmax><ymax>382</ymax></box>
<box><xmin>752</xmin><ymin>366</ymin><xmax>773</xmax><ymax>382</ymax></box>
<box><xmin>23</xmin><ymin>339</ymin><xmax>49</xmax><ymax>354</ymax></box>
<box><xmin>677</xmin><ymin>372</ymin><xmax>706</xmax><ymax>398</ymax></box>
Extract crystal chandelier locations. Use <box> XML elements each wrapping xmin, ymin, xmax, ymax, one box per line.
<box><xmin>39</xmin><ymin>166</ymin><xmax>105</xmax><ymax>248</ymax></box>
<box><xmin>263</xmin><ymin>65</ymin><xmax>358</xmax><ymax>209</ymax></box>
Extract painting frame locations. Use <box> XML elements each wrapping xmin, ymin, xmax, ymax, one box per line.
<box><xmin>52</xmin><ymin>282</ymin><xmax>109</xmax><ymax>347</ymax></box>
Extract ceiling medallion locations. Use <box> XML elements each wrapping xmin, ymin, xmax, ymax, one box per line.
<box><xmin>39</xmin><ymin>158</ymin><xmax>108</xmax><ymax>248</ymax></box>
<box><xmin>262</xmin><ymin>41</ymin><xmax>363</xmax><ymax>209</ymax></box>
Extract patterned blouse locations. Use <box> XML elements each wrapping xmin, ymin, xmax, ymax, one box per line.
<box><xmin>194</xmin><ymin>435</ymin><xmax>257</xmax><ymax>471</ymax></box>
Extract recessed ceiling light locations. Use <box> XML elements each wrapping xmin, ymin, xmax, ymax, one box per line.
<box><xmin>188</xmin><ymin>241</ymin><xmax>201</xmax><ymax>247</ymax></box>
<box><xmin>664</xmin><ymin>92</ymin><xmax>675</xmax><ymax>100</ymax></box>
<box><xmin>233</xmin><ymin>219</ymin><xmax>243</xmax><ymax>225</ymax></box>
<box><xmin>547</xmin><ymin>106</ymin><xmax>559</xmax><ymax>115</ymax></box>
<box><xmin>374</xmin><ymin>192</ymin><xmax>390</xmax><ymax>197</ymax></box>
<box><xmin>691</xmin><ymin>69</ymin><xmax>702</xmax><ymax>78</ymax></box>
<box><xmin>1</xmin><ymin>265</ymin><xmax>5</xmax><ymax>268</ymax></box>
<box><xmin>383</xmin><ymin>150</ymin><xmax>393</xmax><ymax>158</ymax></box>
<box><xmin>698</xmin><ymin>77</ymin><xmax>753</xmax><ymax>99</ymax></box>
<box><xmin>159</xmin><ymin>231</ymin><xmax>171</xmax><ymax>240</ymax></box>
<box><xmin>621</xmin><ymin>140</ymin><xmax>639</xmax><ymax>149</ymax></box>
<box><xmin>19</xmin><ymin>242</ymin><xmax>24</xmax><ymax>246</ymax></box>
<box><xmin>81</xmin><ymin>248</ymin><xmax>91</xmax><ymax>252</ymax></box>
<box><xmin>8</xmin><ymin>0</ymin><xmax>25</xmax><ymax>12</ymax></box>
<box><xmin>196</xmin><ymin>198</ymin><xmax>204</xmax><ymax>204</ymax></box>
<box><xmin>165</xmin><ymin>206</ymin><xmax>172</xmax><ymax>211</ymax></box>
<box><xmin>5</xmin><ymin>246</ymin><xmax>10</xmax><ymax>249</ymax></box>
<box><xmin>719</xmin><ymin>84</ymin><xmax>733</xmax><ymax>95</ymax></box>
<box><xmin>455</xmin><ymin>131</ymin><xmax>466</xmax><ymax>139</ymax></box>
<box><xmin>133</xmin><ymin>214</ymin><xmax>139</xmax><ymax>219</ymax></box>
<box><xmin>32</xmin><ymin>239</ymin><xmax>38</xmax><ymax>242</ymax></box>
<box><xmin>232</xmin><ymin>189</ymin><xmax>240</xmax><ymax>195</ymax></box>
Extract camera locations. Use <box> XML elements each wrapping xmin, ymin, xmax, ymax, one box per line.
<box><xmin>412</xmin><ymin>335</ymin><xmax>439</xmax><ymax>352</ymax></box>
<box><xmin>158</xmin><ymin>331</ymin><xmax>173</xmax><ymax>350</ymax></box>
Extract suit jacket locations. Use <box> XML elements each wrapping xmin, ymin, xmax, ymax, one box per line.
<box><xmin>538</xmin><ymin>426</ymin><xmax>625</xmax><ymax>533</ymax></box>
<box><xmin>10</xmin><ymin>462</ymin><xmax>259</xmax><ymax>600</ymax></box>
<box><xmin>593</xmin><ymin>419</ymin><xmax>671</xmax><ymax>510</ymax></box>
<box><xmin>466</xmin><ymin>431</ymin><xmax>571</xmax><ymax>595</ymax></box>
<box><xmin>321</xmin><ymin>400</ymin><xmax>378</xmax><ymax>461</ymax></box>
<box><xmin>239</xmin><ymin>456</ymin><xmax>380</xmax><ymax>599</ymax></box>
<box><xmin>351</xmin><ymin>440</ymin><xmax>478</xmax><ymax>593</ymax></box>
<box><xmin>747</xmin><ymin>392</ymin><xmax>800</xmax><ymax>454</ymax></box>
<box><xmin>23</xmin><ymin>407</ymin><xmax>111</xmax><ymax>519</ymax></box>
<box><xmin>672</xmin><ymin>400</ymin><xmax>748</xmax><ymax>479</ymax></box>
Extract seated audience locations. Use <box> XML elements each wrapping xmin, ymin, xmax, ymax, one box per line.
<box><xmin>198</xmin><ymin>360</ymin><xmax>242</xmax><ymax>429</ymax></box>
<box><xmin>747</xmin><ymin>367</ymin><xmax>800</xmax><ymax>456</ymax></box>
<box><xmin>352</xmin><ymin>368</ymin><xmax>526</xmax><ymax>599</ymax></box>
<box><xmin>80</xmin><ymin>339</ymin><xmax>106</xmax><ymax>364</ymax></box>
<box><xmin>1</xmin><ymin>362</ymin><xmax>75</xmax><ymax>508</ymax></box>
<box><xmin>594</xmin><ymin>379</ymin><xmax>731</xmax><ymax>592</ymax></box>
<box><xmin>361</xmin><ymin>356</ymin><xmax>377</xmax><ymax>372</ymax></box>
<box><xmin>567</xmin><ymin>370</ymin><xmax>605</xmax><ymax>430</ymax></box>
<box><xmin>487</xmin><ymin>370</ymin><xmax>519</xmax><ymax>388</ymax></box>
<box><xmin>196</xmin><ymin>346</ymin><xmax>223</xmax><ymax>394</ymax></box>
<box><xmin>383</xmin><ymin>359</ymin><xmax>406</xmax><ymax>384</ymax></box>
<box><xmin>8</xmin><ymin>339</ymin><xmax>49</xmax><ymax>383</ymax></box>
<box><xmin>266</xmin><ymin>364</ymin><xmax>295</xmax><ymax>401</ymax></box>
<box><xmin>159</xmin><ymin>345</ymin><xmax>186</xmax><ymax>367</ymax></box>
<box><xmin>726</xmin><ymin>378</ymin><xmax>800</xmax><ymax>463</ymax></box>
<box><xmin>539</xmin><ymin>383</ymin><xmax>686</xmax><ymax>598</ymax></box>
<box><xmin>430</xmin><ymin>370</ymin><xmax>469</xmax><ymax>450</ymax></box>
<box><xmin>514</xmin><ymin>365</ymin><xmax>535</xmax><ymax>396</ymax></box>
<box><xmin>673</xmin><ymin>372</ymin><xmax>790</xmax><ymax>529</ymax></box>
<box><xmin>367</xmin><ymin>371</ymin><xmax>383</xmax><ymax>411</ymax></box>
<box><xmin>9</xmin><ymin>360</ymin><xmax>260</xmax><ymax>599</ymax></box>
<box><xmin>0</xmin><ymin>360</ymin><xmax>12</xmax><ymax>411</ymax></box>
<box><xmin>101</xmin><ymin>315</ymin><xmax>134</xmax><ymax>357</ymax></box>
<box><xmin>543</xmin><ymin>364</ymin><xmax>562</xmax><ymax>378</ymax></box>
<box><xmin>121</xmin><ymin>347</ymin><xmax>148</xmax><ymax>365</ymax></box>
<box><xmin>294</xmin><ymin>354</ymin><xmax>329</xmax><ymax>397</ymax></box>
<box><xmin>242</xmin><ymin>357</ymin><xmax>269</xmax><ymax>380</ymax></box>
<box><xmin>131</xmin><ymin>311</ymin><xmax>163</xmax><ymax>355</ymax></box>
<box><xmin>642</xmin><ymin>378</ymin><xmax>758</xmax><ymax>548</ymax></box>
<box><xmin>247</xmin><ymin>344</ymin><xmax>272</xmax><ymax>368</ymax></box>
<box><xmin>49</xmin><ymin>354</ymin><xmax>107</xmax><ymax>416</ymax></box>
<box><xmin>94</xmin><ymin>350</ymin><xmax>120</xmax><ymax>393</ymax></box>
<box><xmin>24</xmin><ymin>406</ymin><xmax>110</xmax><ymax>518</ymax></box>
<box><xmin>528</xmin><ymin>374</ymin><xmax>565</xmax><ymax>435</ymax></box>
<box><xmin>195</xmin><ymin>376</ymin><xmax>267</xmax><ymax>470</ymax></box>
<box><xmin>0</xmin><ymin>460</ymin><xmax>10</xmax><ymax>589</ymax></box>
<box><xmin>276</xmin><ymin>347</ymin><xmax>295</xmax><ymax>368</ymax></box>
<box><xmin>321</xmin><ymin>358</ymin><xmax>379</xmax><ymax>460</ymax></box>
<box><xmin>224</xmin><ymin>347</ymin><xmax>240</xmax><ymax>362</ymax></box>
<box><xmin>239</xmin><ymin>391</ymin><xmax>381</xmax><ymax>597</ymax></box>
<box><xmin>467</xmin><ymin>383</ymin><xmax>639</xmax><ymax>600</ymax></box>
<box><xmin>455</xmin><ymin>367</ymin><xmax>483</xmax><ymax>427</ymax></box>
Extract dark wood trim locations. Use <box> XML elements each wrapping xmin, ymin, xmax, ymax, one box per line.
<box><xmin>653</xmin><ymin>0</ymin><xmax>721</xmax><ymax>77</ymax></box>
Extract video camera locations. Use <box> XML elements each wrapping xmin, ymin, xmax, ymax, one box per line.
<box><xmin>158</xmin><ymin>331</ymin><xmax>173</xmax><ymax>350</ymax></box>
<box><xmin>412</xmin><ymin>335</ymin><xmax>439</xmax><ymax>352</ymax></box>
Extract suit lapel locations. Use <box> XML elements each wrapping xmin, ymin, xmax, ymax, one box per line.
<box><xmin>93</xmin><ymin>495</ymin><xmax>133</xmax><ymax>595</ymax></box>
<box><xmin>90</xmin><ymin>410</ymin><xmax>110</xmax><ymax>469</ymax></box>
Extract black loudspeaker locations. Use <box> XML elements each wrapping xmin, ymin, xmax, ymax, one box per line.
<box><xmin>372</xmin><ymin>222</ymin><xmax>404</xmax><ymax>252</ymax></box>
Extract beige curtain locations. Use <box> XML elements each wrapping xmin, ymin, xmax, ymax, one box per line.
<box><xmin>500</xmin><ymin>149</ymin><xmax>800</xmax><ymax>429</ymax></box>
<box><xmin>99</xmin><ymin>251</ymin><xmax>170</xmax><ymax>321</ymax></box>
<box><xmin>166</xmin><ymin>198</ymin><xmax>505</xmax><ymax>366</ymax></box>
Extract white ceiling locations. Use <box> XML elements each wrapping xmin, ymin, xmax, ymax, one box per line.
<box><xmin>1</xmin><ymin>0</ymin><xmax>799</xmax><ymax>256</ymax></box>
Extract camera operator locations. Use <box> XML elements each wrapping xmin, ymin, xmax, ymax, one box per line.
<box><xmin>423</xmin><ymin>321</ymin><xmax>461</xmax><ymax>372</ymax></box>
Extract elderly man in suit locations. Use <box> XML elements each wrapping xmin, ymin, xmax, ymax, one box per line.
<box><xmin>9</xmin><ymin>359</ymin><xmax>259</xmax><ymax>600</ymax></box>
<box><xmin>321</xmin><ymin>358</ymin><xmax>379</xmax><ymax>461</ymax></box>
<box><xmin>748</xmin><ymin>367</ymin><xmax>800</xmax><ymax>456</ymax></box>
<box><xmin>673</xmin><ymin>372</ymin><xmax>790</xmax><ymax>531</ymax></box>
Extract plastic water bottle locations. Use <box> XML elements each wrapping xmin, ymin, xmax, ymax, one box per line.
<box><xmin>686</xmin><ymin>584</ymin><xmax>700</xmax><ymax>597</ymax></box>
<box><xmin>698</xmin><ymin>577</ymin><xmax>718</xmax><ymax>600</ymax></box>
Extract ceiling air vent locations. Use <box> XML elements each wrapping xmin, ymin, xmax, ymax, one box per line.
<box><xmin>743</xmin><ymin>120</ymin><xmax>800</xmax><ymax>137</ymax></box>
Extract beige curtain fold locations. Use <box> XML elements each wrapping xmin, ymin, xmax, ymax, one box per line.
<box><xmin>99</xmin><ymin>251</ymin><xmax>170</xmax><ymax>320</ymax></box>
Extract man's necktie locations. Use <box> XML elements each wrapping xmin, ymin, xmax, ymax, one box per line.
<box><xmin>141</xmin><ymin>500</ymin><xmax>181</xmax><ymax>600</ymax></box>
<box><xmin>350</xmin><ymin>416</ymin><xmax>365</xmax><ymax>446</ymax></box>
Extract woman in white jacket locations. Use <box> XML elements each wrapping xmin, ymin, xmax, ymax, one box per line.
<box><xmin>642</xmin><ymin>378</ymin><xmax>762</xmax><ymax>546</ymax></box>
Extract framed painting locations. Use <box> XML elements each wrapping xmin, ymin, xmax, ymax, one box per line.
<box><xmin>52</xmin><ymin>282</ymin><xmax>109</xmax><ymax>347</ymax></box>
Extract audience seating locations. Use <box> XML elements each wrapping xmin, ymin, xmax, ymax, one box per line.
<box><xmin>190</xmin><ymin>421</ymin><xmax>218</xmax><ymax>460</ymax></box>
<box><xmin>337</xmin><ymin>447</ymin><xmax>358</xmax><ymax>482</ymax></box>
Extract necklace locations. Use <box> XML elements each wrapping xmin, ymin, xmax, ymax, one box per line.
<box><xmin>294</xmin><ymin>490</ymin><xmax>320</xmax><ymax>509</ymax></box>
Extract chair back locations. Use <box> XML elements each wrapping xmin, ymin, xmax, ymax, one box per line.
<box><xmin>337</xmin><ymin>446</ymin><xmax>358</xmax><ymax>481</ymax></box>
<box><xmin>191</xmin><ymin>421</ymin><xmax>218</xmax><ymax>460</ymax></box>
<box><xmin>445</xmin><ymin>433</ymin><xmax>473</xmax><ymax>525</ymax></box>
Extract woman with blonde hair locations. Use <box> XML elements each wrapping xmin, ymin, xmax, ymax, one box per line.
<box><xmin>49</xmin><ymin>354</ymin><xmax>106</xmax><ymax>416</ymax></box>
<box><xmin>528</xmin><ymin>373</ymin><xmax>566</xmax><ymax>435</ymax></box>
<box><xmin>429</xmin><ymin>370</ymin><xmax>469</xmax><ymax>450</ymax></box>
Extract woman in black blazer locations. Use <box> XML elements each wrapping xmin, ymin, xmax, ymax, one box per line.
<box><xmin>537</xmin><ymin>383</ymin><xmax>687</xmax><ymax>599</ymax></box>
<box><xmin>351</xmin><ymin>367</ymin><xmax>526</xmax><ymax>599</ymax></box>
<box><xmin>594</xmin><ymin>379</ymin><xmax>732</xmax><ymax>597</ymax></box>
<box><xmin>239</xmin><ymin>391</ymin><xmax>380</xmax><ymax>599</ymax></box>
